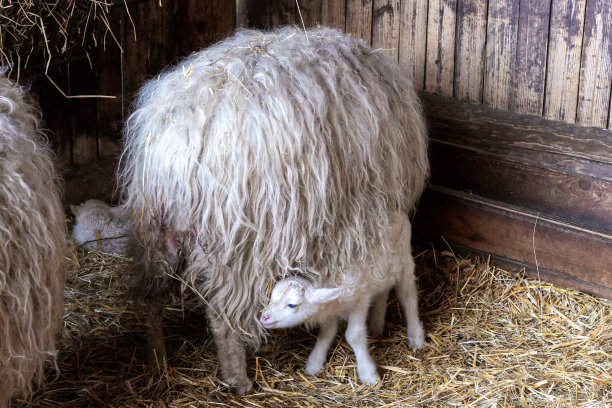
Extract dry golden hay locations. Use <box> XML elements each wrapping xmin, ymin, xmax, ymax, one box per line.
<box><xmin>0</xmin><ymin>0</ymin><xmax>119</xmax><ymax>76</ymax></box>
<box><xmin>14</xmin><ymin>243</ymin><xmax>612</xmax><ymax>407</ymax></box>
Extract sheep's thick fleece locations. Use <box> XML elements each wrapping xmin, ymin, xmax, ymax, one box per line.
<box><xmin>119</xmin><ymin>25</ymin><xmax>429</xmax><ymax>393</ymax></box>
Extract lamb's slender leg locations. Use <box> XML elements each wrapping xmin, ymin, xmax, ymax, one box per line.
<box><xmin>368</xmin><ymin>290</ymin><xmax>389</xmax><ymax>338</ymax></box>
<box><xmin>305</xmin><ymin>317</ymin><xmax>339</xmax><ymax>375</ymax></box>
<box><xmin>345</xmin><ymin>303</ymin><xmax>380</xmax><ymax>385</ymax></box>
<box><xmin>396</xmin><ymin>249</ymin><xmax>425</xmax><ymax>350</ymax></box>
<box><xmin>206</xmin><ymin>307</ymin><xmax>253</xmax><ymax>395</ymax></box>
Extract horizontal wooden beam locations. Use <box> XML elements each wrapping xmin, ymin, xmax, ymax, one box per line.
<box><xmin>413</xmin><ymin>186</ymin><xmax>612</xmax><ymax>300</ymax></box>
<box><xmin>421</xmin><ymin>93</ymin><xmax>612</xmax><ymax>234</ymax></box>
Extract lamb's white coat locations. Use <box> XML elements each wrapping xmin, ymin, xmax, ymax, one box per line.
<box><xmin>71</xmin><ymin>199</ymin><xmax>128</xmax><ymax>255</ymax></box>
<box><xmin>261</xmin><ymin>213</ymin><xmax>424</xmax><ymax>385</ymax></box>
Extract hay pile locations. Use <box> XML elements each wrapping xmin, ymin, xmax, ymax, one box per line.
<box><xmin>14</xmin><ymin>244</ymin><xmax>611</xmax><ymax>407</ymax></box>
<box><xmin>0</xmin><ymin>0</ymin><xmax>119</xmax><ymax>76</ymax></box>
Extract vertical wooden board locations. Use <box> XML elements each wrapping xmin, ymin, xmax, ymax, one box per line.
<box><xmin>321</xmin><ymin>0</ymin><xmax>346</xmax><ymax>30</ymax></box>
<box><xmin>210</xmin><ymin>0</ymin><xmax>236</xmax><ymax>41</ymax></box>
<box><xmin>425</xmin><ymin>0</ymin><xmax>457</xmax><ymax>96</ymax></box>
<box><xmin>122</xmin><ymin>1</ymin><xmax>162</xmax><ymax>99</ymax></box>
<box><xmin>297</xmin><ymin>0</ymin><xmax>323</xmax><ymax>27</ymax></box>
<box><xmin>398</xmin><ymin>0</ymin><xmax>428</xmax><ymax>89</ymax></box>
<box><xmin>544</xmin><ymin>0</ymin><xmax>587</xmax><ymax>123</ymax></box>
<box><xmin>483</xmin><ymin>0</ymin><xmax>519</xmax><ymax>110</ymax></box>
<box><xmin>68</xmin><ymin>59</ymin><xmax>99</xmax><ymax>167</ymax></box>
<box><xmin>372</xmin><ymin>0</ymin><xmax>400</xmax><ymax>59</ymax></box>
<box><xmin>577</xmin><ymin>0</ymin><xmax>612</xmax><ymax>128</ymax></box>
<box><xmin>510</xmin><ymin>0</ymin><xmax>550</xmax><ymax>116</ymax></box>
<box><xmin>242</xmin><ymin>0</ymin><xmax>271</xmax><ymax>27</ymax></box>
<box><xmin>346</xmin><ymin>0</ymin><xmax>372</xmax><ymax>44</ymax></box>
<box><xmin>270</xmin><ymin>0</ymin><xmax>296</xmax><ymax>27</ymax></box>
<box><xmin>173</xmin><ymin>0</ymin><xmax>234</xmax><ymax>55</ymax></box>
<box><xmin>454</xmin><ymin>0</ymin><xmax>487</xmax><ymax>102</ymax></box>
<box><xmin>97</xmin><ymin>7</ymin><xmax>124</xmax><ymax>158</ymax></box>
<box><xmin>35</xmin><ymin>65</ymin><xmax>72</xmax><ymax>170</ymax></box>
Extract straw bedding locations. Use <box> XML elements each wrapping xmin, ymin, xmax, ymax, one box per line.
<box><xmin>13</xmin><ymin>245</ymin><xmax>611</xmax><ymax>407</ymax></box>
<box><xmin>0</xmin><ymin>0</ymin><xmax>116</xmax><ymax>75</ymax></box>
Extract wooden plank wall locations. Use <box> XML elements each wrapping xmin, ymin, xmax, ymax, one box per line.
<box><xmin>27</xmin><ymin>0</ymin><xmax>235</xmax><ymax>177</ymax></box>
<box><xmin>247</xmin><ymin>0</ymin><xmax>612</xmax><ymax>129</ymax></box>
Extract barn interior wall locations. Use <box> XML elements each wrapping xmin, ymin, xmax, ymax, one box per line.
<box><xmin>243</xmin><ymin>0</ymin><xmax>612</xmax><ymax>130</ymax></box>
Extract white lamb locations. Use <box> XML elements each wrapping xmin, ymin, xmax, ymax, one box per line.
<box><xmin>71</xmin><ymin>199</ymin><xmax>129</xmax><ymax>255</ymax></box>
<box><xmin>260</xmin><ymin>213</ymin><xmax>425</xmax><ymax>385</ymax></box>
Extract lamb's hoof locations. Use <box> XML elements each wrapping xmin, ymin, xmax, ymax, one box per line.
<box><xmin>229</xmin><ymin>377</ymin><xmax>253</xmax><ymax>395</ymax></box>
<box><xmin>305</xmin><ymin>359</ymin><xmax>325</xmax><ymax>375</ymax></box>
<box><xmin>359</xmin><ymin>369</ymin><xmax>381</xmax><ymax>386</ymax></box>
<box><xmin>407</xmin><ymin>324</ymin><xmax>425</xmax><ymax>350</ymax></box>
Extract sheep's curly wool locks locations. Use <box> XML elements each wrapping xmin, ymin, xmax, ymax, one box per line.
<box><xmin>119</xmin><ymin>26</ymin><xmax>428</xmax><ymax>389</ymax></box>
<box><xmin>0</xmin><ymin>77</ymin><xmax>68</xmax><ymax>406</ymax></box>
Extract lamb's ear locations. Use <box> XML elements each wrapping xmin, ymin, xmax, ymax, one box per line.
<box><xmin>70</xmin><ymin>204</ymin><xmax>80</xmax><ymax>217</ymax></box>
<box><xmin>308</xmin><ymin>288</ymin><xmax>341</xmax><ymax>304</ymax></box>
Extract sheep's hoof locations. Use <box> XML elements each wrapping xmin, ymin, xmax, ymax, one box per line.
<box><xmin>407</xmin><ymin>324</ymin><xmax>425</xmax><ymax>350</ymax></box>
<box><xmin>229</xmin><ymin>377</ymin><xmax>253</xmax><ymax>395</ymax></box>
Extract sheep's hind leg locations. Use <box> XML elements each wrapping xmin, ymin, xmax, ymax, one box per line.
<box><xmin>368</xmin><ymin>290</ymin><xmax>389</xmax><ymax>338</ymax></box>
<box><xmin>145</xmin><ymin>292</ymin><xmax>168</xmax><ymax>365</ymax></box>
<box><xmin>396</xmin><ymin>250</ymin><xmax>424</xmax><ymax>350</ymax></box>
<box><xmin>345</xmin><ymin>304</ymin><xmax>380</xmax><ymax>385</ymax></box>
<box><xmin>206</xmin><ymin>307</ymin><xmax>253</xmax><ymax>395</ymax></box>
<box><xmin>305</xmin><ymin>317</ymin><xmax>339</xmax><ymax>375</ymax></box>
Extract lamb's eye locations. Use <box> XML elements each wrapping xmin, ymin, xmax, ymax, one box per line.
<box><xmin>287</xmin><ymin>304</ymin><xmax>297</xmax><ymax>309</ymax></box>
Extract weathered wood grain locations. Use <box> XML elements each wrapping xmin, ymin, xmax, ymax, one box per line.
<box><xmin>346</xmin><ymin>0</ymin><xmax>373</xmax><ymax>44</ymax></box>
<box><xmin>413</xmin><ymin>186</ymin><xmax>612</xmax><ymax>300</ymax></box>
<box><xmin>398</xmin><ymin>0</ymin><xmax>427</xmax><ymax>89</ymax></box>
<box><xmin>35</xmin><ymin>64</ymin><xmax>73</xmax><ymax>170</ymax></box>
<box><xmin>544</xmin><ymin>0</ymin><xmax>587</xmax><ymax>123</ymax></box>
<box><xmin>422</xmin><ymin>93</ymin><xmax>612</xmax><ymax>234</ymax></box>
<box><xmin>69</xmin><ymin>59</ymin><xmax>99</xmax><ymax>167</ymax></box>
<box><xmin>294</xmin><ymin>0</ymin><xmax>322</xmax><ymax>27</ymax></box>
<box><xmin>454</xmin><ymin>0</ymin><xmax>488</xmax><ymax>101</ymax></box>
<box><xmin>270</xmin><ymin>0</ymin><xmax>296</xmax><ymax>27</ymax></box>
<box><xmin>426</xmin><ymin>0</ymin><xmax>457</xmax><ymax>96</ymax></box>
<box><xmin>483</xmin><ymin>0</ymin><xmax>519</xmax><ymax>109</ymax></box>
<box><xmin>510</xmin><ymin>0</ymin><xmax>551</xmax><ymax>115</ymax></box>
<box><xmin>321</xmin><ymin>0</ymin><xmax>346</xmax><ymax>30</ymax></box>
<box><xmin>422</xmin><ymin>93</ymin><xmax>612</xmax><ymax>168</ymax></box>
<box><xmin>577</xmin><ymin>0</ymin><xmax>612</xmax><ymax>129</ymax></box>
<box><xmin>97</xmin><ymin>6</ymin><xmax>124</xmax><ymax>158</ymax></box>
<box><xmin>372</xmin><ymin>0</ymin><xmax>400</xmax><ymax>59</ymax></box>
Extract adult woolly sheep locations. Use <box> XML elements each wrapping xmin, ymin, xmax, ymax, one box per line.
<box><xmin>119</xmin><ymin>26</ymin><xmax>429</xmax><ymax>394</ymax></box>
<box><xmin>0</xmin><ymin>77</ymin><xmax>68</xmax><ymax>406</ymax></box>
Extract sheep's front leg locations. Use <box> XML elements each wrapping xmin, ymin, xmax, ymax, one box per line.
<box><xmin>206</xmin><ymin>308</ymin><xmax>253</xmax><ymax>395</ymax></box>
<box><xmin>305</xmin><ymin>317</ymin><xmax>339</xmax><ymax>375</ymax></box>
<box><xmin>345</xmin><ymin>304</ymin><xmax>380</xmax><ymax>385</ymax></box>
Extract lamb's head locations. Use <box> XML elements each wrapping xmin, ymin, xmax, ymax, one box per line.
<box><xmin>260</xmin><ymin>277</ymin><xmax>341</xmax><ymax>329</ymax></box>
